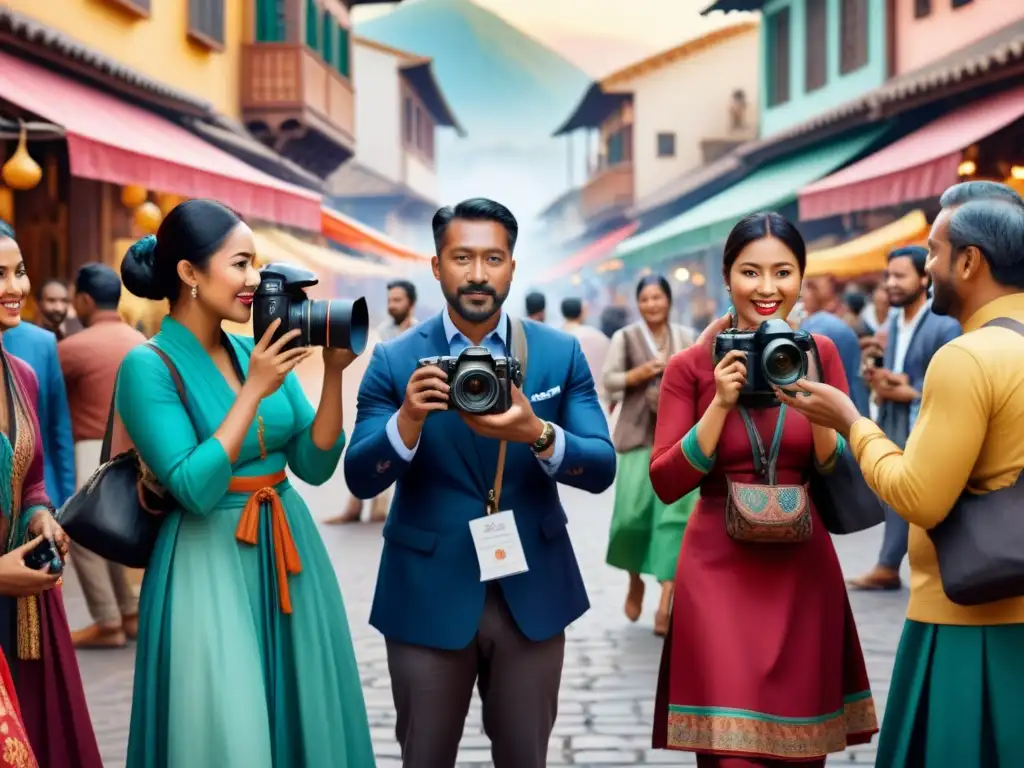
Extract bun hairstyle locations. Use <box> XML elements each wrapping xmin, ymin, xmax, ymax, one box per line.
<box><xmin>722</xmin><ymin>212</ymin><xmax>807</xmax><ymax>284</ymax></box>
<box><xmin>121</xmin><ymin>199</ymin><xmax>242</xmax><ymax>303</ymax></box>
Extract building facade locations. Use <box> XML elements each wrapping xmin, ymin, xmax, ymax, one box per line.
<box><xmin>327</xmin><ymin>36</ymin><xmax>462</xmax><ymax>252</ymax></box>
<box><xmin>758</xmin><ymin>0</ymin><xmax>888</xmax><ymax>136</ymax></box>
<box><xmin>893</xmin><ymin>0</ymin><xmax>1024</xmax><ymax>75</ymax></box>
<box><xmin>549</xmin><ymin>22</ymin><xmax>760</xmax><ymax>238</ymax></box>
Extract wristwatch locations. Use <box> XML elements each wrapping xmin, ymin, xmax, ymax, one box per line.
<box><xmin>530</xmin><ymin>421</ymin><xmax>556</xmax><ymax>454</ymax></box>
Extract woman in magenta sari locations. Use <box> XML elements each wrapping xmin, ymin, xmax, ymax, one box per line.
<box><xmin>0</xmin><ymin>221</ymin><xmax>103</xmax><ymax>767</ymax></box>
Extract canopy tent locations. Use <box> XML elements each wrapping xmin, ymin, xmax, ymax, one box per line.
<box><xmin>616</xmin><ymin>129</ymin><xmax>886</xmax><ymax>267</ymax></box>
<box><xmin>804</xmin><ymin>210</ymin><xmax>930</xmax><ymax>278</ymax></box>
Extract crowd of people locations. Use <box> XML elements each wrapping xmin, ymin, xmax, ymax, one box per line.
<box><xmin>0</xmin><ymin>181</ymin><xmax>1020</xmax><ymax>767</ymax></box>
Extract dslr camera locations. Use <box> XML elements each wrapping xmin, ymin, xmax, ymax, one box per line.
<box><xmin>252</xmin><ymin>263</ymin><xmax>369</xmax><ymax>353</ymax></box>
<box><xmin>417</xmin><ymin>347</ymin><xmax>523</xmax><ymax>415</ymax></box>
<box><xmin>713</xmin><ymin>319</ymin><xmax>821</xmax><ymax>399</ymax></box>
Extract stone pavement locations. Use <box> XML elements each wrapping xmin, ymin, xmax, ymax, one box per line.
<box><xmin>63</xmin><ymin>473</ymin><xmax>908</xmax><ymax>767</ymax></box>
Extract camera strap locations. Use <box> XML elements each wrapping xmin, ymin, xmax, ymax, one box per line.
<box><xmin>487</xmin><ymin>317</ymin><xmax>529</xmax><ymax>515</ymax></box>
<box><xmin>737</xmin><ymin>405</ymin><xmax>787</xmax><ymax>486</ymax></box>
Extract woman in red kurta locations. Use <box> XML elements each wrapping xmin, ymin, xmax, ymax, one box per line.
<box><xmin>649</xmin><ymin>213</ymin><xmax>877</xmax><ymax>766</ymax></box>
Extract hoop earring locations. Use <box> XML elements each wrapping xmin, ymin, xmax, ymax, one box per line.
<box><xmin>191</xmin><ymin>285</ymin><xmax>198</xmax><ymax>299</ymax></box>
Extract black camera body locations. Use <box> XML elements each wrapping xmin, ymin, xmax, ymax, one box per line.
<box><xmin>24</xmin><ymin>538</ymin><xmax>63</xmax><ymax>574</ymax></box>
<box><xmin>417</xmin><ymin>346</ymin><xmax>523</xmax><ymax>415</ymax></box>
<box><xmin>713</xmin><ymin>319</ymin><xmax>820</xmax><ymax>400</ymax></box>
<box><xmin>252</xmin><ymin>263</ymin><xmax>369</xmax><ymax>354</ymax></box>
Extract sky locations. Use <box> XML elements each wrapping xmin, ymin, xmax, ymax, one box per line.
<box><xmin>353</xmin><ymin>0</ymin><xmax>755</xmax><ymax>76</ymax></box>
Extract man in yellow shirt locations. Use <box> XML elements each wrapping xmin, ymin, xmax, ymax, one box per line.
<box><xmin>777</xmin><ymin>180</ymin><xmax>1024</xmax><ymax>767</ymax></box>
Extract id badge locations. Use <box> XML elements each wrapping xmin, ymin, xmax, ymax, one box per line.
<box><xmin>468</xmin><ymin>510</ymin><xmax>529</xmax><ymax>582</ymax></box>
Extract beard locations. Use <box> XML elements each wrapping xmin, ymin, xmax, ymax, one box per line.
<box><xmin>443</xmin><ymin>283</ymin><xmax>509</xmax><ymax>323</ymax></box>
<box><xmin>389</xmin><ymin>307</ymin><xmax>410</xmax><ymax>324</ymax></box>
<box><xmin>889</xmin><ymin>285</ymin><xmax>925</xmax><ymax>308</ymax></box>
<box><xmin>930</xmin><ymin>276</ymin><xmax>956</xmax><ymax>316</ymax></box>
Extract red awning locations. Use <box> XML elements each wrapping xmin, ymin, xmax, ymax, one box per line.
<box><xmin>321</xmin><ymin>207</ymin><xmax>431</xmax><ymax>263</ymax></box>
<box><xmin>539</xmin><ymin>222</ymin><xmax>639</xmax><ymax>282</ymax></box>
<box><xmin>799</xmin><ymin>85</ymin><xmax>1024</xmax><ymax>220</ymax></box>
<box><xmin>0</xmin><ymin>51</ymin><xmax>322</xmax><ymax>230</ymax></box>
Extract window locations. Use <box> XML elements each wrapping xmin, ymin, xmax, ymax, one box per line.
<box><xmin>767</xmin><ymin>8</ymin><xmax>790</xmax><ymax>107</ymax></box>
<box><xmin>255</xmin><ymin>0</ymin><xmax>285</xmax><ymax>42</ymax></box>
<box><xmin>840</xmin><ymin>0</ymin><xmax>869</xmax><ymax>75</ymax></box>
<box><xmin>656</xmin><ymin>132</ymin><xmax>676</xmax><ymax>158</ymax></box>
<box><xmin>914</xmin><ymin>0</ymin><xmax>932</xmax><ymax>17</ymax></box>
<box><xmin>805</xmin><ymin>0</ymin><xmax>827</xmax><ymax>92</ymax></box>
<box><xmin>305</xmin><ymin>0</ymin><xmax>320</xmax><ymax>51</ymax></box>
<box><xmin>403</xmin><ymin>96</ymin><xmax>414</xmax><ymax>145</ymax></box>
<box><xmin>336</xmin><ymin>24</ymin><xmax>351</xmax><ymax>78</ymax></box>
<box><xmin>605</xmin><ymin>125</ymin><xmax>633</xmax><ymax>166</ymax></box>
<box><xmin>188</xmin><ymin>0</ymin><xmax>225</xmax><ymax>48</ymax></box>
<box><xmin>402</xmin><ymin>92</ymin><xmax>435</xmax><ymax>161</ymax></box>
<box><xmin>321</xmin><ymin>13</ymin><xmax>334</xmax><ymax>64</ymax></box>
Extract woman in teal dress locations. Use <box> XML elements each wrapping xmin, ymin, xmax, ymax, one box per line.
<box><xmin>116</xmin><ymin>199</ymin><xmax>374</xmax><ymax>767</ymax></box>
<box><xmin>602</xmin><ymin>275</ymin><xmax>698</xmax><ymax>636</ymax></box>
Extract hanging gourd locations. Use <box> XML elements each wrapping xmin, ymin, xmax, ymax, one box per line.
<box><xmin>121</xmin><ymin>184</ymin><xmax>147</xmax><ymax>209</ymax></box>
<box><xmin>1</xmin><ymin>126</ymin><xmax>42</xmax><ymax>191</ymax></box>
<box><xmin>134</xmin><ymin>201</ymin><xmax>162</xmax><ymax>235</ymax></box>
<box><xmin>157</xmin><ymin>193</ymin><xmax>181</xmax><ymax>216</ymax></box>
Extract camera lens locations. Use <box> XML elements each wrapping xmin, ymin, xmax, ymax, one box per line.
<box><xmin>761</xmin><ymin>339</ymin><xmax>805</xmax><ymax>387</ymax></box>
<box><xmin>452</xmin><ymin>364</ymin><xmax>499</xmax><ymax>413</ymax></box>
<box><xmin>299</xmin><ymin>298</ymin><xmax>369</xmax><ymax>354</ymax></box>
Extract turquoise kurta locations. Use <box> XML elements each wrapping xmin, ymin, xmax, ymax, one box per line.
<box><xmin>117</xmin><ymin>317</ymin><xmax>374</xmax><ymax>768</ymax></box>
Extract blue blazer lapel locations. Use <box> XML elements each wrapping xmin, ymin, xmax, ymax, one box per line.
<box><xmin>418</xmin><ymin>315</ymin><xmax>489</xmax><ymax>495</ymax></box>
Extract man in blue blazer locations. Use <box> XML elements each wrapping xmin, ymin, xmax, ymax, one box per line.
<box><xmin>344</xmin><ymin>198</ymin><xmax>616</xmax><ymax>768</ymax></box>
<box><xmin>3</xmin><ymin>319</ymin><xmax>77</xmax><ymax>508</ymax></box>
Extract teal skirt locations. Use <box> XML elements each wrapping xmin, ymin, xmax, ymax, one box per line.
<box><xmin>878</xmin><ymin>619</ymin><xmax>1024</xmax><ymax>767</ymax></box>
<box><xmin>606</xmin><ymin>447</ymin><xmax>697</xmax><ymax>582</ymax></box>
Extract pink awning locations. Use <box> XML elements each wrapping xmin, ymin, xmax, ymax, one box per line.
<box><xmin>0</xmin><ymin>51</ymin><xmax>322</xmax><ymax>230</ymax></box>
<box><xmin>799</xmin><ymin>85</ymin><xmax>1024</xmax><ymax>220</ymax></box>
<box><xmin>539</xmin><ymin>222</ymin><xmax>639</xmax><ymax>282</ymax></box>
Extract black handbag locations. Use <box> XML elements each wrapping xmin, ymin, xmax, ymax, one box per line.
<box><xmin>809</xmin><ymin>447</ymin><xmax>887</xmax><ymax>535</ymax></box>
<box><xmin>57</xmin><ymin>344</ymin><xmax>187</xmax><ymax>569</ymax></box>
<box><xmin>929</xmin><ymin>317</ymin><xmax>1024</xmax><ymax>605</ymax></box>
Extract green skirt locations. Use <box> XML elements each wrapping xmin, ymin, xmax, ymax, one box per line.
<box><xmin>605</xmin><ymin>447</ymin><xmax>697</xmax><ymax>582</ymax></box>
<box><xmin>878</xmin><ymin>619</ymin><xmax>1024</xmax><ymax>767</ymax></box>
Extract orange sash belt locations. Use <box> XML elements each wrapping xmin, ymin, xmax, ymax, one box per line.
<box><xmin>230</xmin><ymin>471</ymin><xmax>301</xmax><ymax>615</ymax></box>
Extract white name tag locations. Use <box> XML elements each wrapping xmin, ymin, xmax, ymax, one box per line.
<box><xmin>468</xmin><ymin>510</ymin><xmax>529</xmax><ymax>582</ymax></box>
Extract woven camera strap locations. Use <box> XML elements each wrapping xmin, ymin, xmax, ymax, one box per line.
<box><xmin>100</xmin><ymin>343</ymin><xmax>187</xmax><ymax>465</ymax></box>
<box><xmin>736</xmin><ymin>404</ymin><xmax>787</xmax><ymax>486</ymax></box>
<box><xmin>487</xmin><ymin>317</ymin><xmax>529</xmax><ymax>515</ymax></box>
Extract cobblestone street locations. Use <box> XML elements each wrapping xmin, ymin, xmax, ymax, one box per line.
<box><xmin>64</xmin><ymin>358</ymin><xmax>908</xmax><ymax>767</ymax></box>
<box><xmin>64</xmin><ymin>476</ymin><xmax>907</xmax><ymax>767</ymax></box>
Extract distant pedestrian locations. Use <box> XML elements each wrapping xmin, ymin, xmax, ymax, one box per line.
<box><xmin>525</xmin><ymin>290</ymin><xmax>545</xmax><ymax>322</ymax></box>
<box><xmin>560</xmin><ymin>297</ymin><xmax>610</xmax><ymax>403</ymax></box>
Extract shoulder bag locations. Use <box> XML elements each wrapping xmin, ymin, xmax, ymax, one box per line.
<box><xmin>57</xmin><ymin>344</ymin><xmax>187</xmax><ymax>569</ymax></box>
<box><xmin>928</xmin><ymin>317</ymin><xmax>1024</xmax><ymax>605</ymax></box>
<box><xmin>725</xmin><ymin>405</ymin><xmax>813</xmax><ymax>543</ymax></box>
<box><xmin>809</xmin><ymin>450</ymin><xmax>887</xmax><ymax>535</ymax></box>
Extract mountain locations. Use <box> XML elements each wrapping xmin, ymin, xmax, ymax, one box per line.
<box><xmin>356</xmin><ymin>0</ymin><xmax>591</xmax><ymax>144</ymax></box>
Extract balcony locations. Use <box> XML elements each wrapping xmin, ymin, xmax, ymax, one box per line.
<box><xmin>242</xmin><ymin>43</ymin><xmax>356</xmax><ymax>178</ymax></box>
<box><xmin>580</xmin><ymin>163</ymin><xmax>634</xmax><ymax>223</ymax></box>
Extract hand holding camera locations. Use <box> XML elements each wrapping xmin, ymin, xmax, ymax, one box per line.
<box><xmin>400</xmin><ymin>365</ymin><xmax>451</xmax><ymax>424</ymax></box>
<box><xmin>460</xmin><ymin>384</ymin><xmax>544</xmax><ymax>445</ymax></box>
<box><xmin>713</xmin><ymin>350</ymin><xmax>748</xmax><ymax>410</ymax></box>
<box><xmin>712</xmin><ymin>319</ymin><xmax>822</xmax><ymax>406</ymax></box>
<box><xmin>245</xmin><ymin>319</ymin><xmax>314</xmax><ymax>400</ymax></box>
<box><xmin>0</xmin><ymin>536</ymin><xmax>61</xmax><ymax>597</ymax></box>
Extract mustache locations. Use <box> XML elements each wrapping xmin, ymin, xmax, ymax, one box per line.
<box><xmin>458</xmin><ymin>284</ymin><xmax>496</xmax><ymax>297</ymax></box>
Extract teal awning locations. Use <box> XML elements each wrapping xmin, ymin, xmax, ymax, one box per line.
<box><xmin>616</xmin><ymin>129</ymin><xmax>887</xmax><ymax>267</ymax></box>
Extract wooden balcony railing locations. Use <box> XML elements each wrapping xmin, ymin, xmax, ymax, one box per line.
<box><xmin>580</xmin><ymin>163</ymin><xmax>634</xmax><ymax>223</ymax></box>
<box><xmin>242</xmin><ymin>43</ymin><xmax>355</xmax><ymax>146</ymax></box>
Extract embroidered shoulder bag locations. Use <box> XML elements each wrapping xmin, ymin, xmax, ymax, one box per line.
<box><xmin>725</xmin><ymin>404</ymin><xmax>812</xmax><ymax>544</ymax></box>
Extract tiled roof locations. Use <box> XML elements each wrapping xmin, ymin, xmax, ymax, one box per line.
<box><xmin>0</xmin><ymin>6</ymin><xmax>213</xmax><ymax>116</ymax></box>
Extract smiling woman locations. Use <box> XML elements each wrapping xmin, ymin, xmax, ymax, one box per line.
<box><xmin>647</xmin><ymin>212</ymin><xmax>879</xmax><ymax>765</ymax></box>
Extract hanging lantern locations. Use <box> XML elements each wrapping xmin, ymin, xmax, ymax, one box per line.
<box><xmin>134</xmin><ymin>201</ymin><xmax>162</xmax><ymax>235</ymax></box>
<box><xmin>157</xmin><ymin>193</ymin><xmax>181</xmax><ymax>216</ymax></box>
<box><xmin>1</xmin><ymin>126</ymin><xmax>42</xmax><ymax>191</ymax></box>
<box><xmin>121</xmin><ymin>184</ymin><xmax>147</xmax><ymax>209</ymax></box>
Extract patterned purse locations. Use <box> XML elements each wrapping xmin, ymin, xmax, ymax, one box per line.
<box><xmin>725</xmin><ymin>405</ymin><xmax>812</xmax><ymax>544</ymax></box>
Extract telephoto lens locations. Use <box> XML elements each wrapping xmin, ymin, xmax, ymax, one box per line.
<box><xmin>252</xmin><ymin>263</ymin><xmax>369</xmax><ymax>354</ymax></box>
